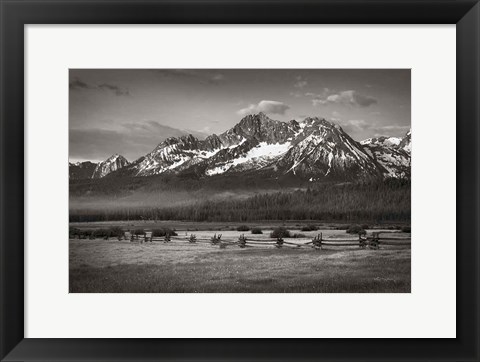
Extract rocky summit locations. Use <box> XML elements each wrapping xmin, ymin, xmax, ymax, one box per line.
<box><xmin>70</xmin><ymin>113</ymin><xmax>411</xmax><ymax>181</ymax></box>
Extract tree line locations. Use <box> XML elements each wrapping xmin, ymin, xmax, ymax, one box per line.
<box><xmin>70</xmin><ymin>179</ymin><xmax>410</xmax><ymax>223</ymax></box>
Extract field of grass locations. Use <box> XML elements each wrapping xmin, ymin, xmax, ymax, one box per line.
<box><xmin>69</xmin><ymin>226</ymin><xmax>411</xmax><ymax>293</ymax></box>
<box><xmin>69</xmin><ymin>220</ymin><xmax>409</xmax><ymax>232</ymax></box>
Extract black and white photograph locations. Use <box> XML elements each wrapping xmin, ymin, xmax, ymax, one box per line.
<box><xmin>69</xmin><ymin>69</ymin><xmax>411</xmax><ymax>293</ymax></box>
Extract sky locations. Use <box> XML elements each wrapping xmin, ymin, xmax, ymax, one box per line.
<box><xmin>69</xmin><ymin>69</ymin><xmax>410</xmax><ymax>163</ymax></box>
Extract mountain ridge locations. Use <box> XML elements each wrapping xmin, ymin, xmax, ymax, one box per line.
<box><xmin>91</xmin><ymin>154</ymin><xmax>130</xmax><ymax>179</ymax></box>
<box><xmin>70</xmin><ymin>113</ymin><xmax>411</xmax><ymax>181</ymax></box>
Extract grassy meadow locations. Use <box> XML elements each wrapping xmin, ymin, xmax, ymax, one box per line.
<box><xmin>69</xmin><ymin>225</ymin><xmax>411</xmax><ymax>293</ymax></box>
<box><xmin>69</xmin><ymin>178</ymin><xmax>411</xmax><ymax>293</ymax></box>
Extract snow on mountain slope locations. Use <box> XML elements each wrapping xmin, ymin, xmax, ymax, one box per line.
<box><xmin>276</xmin><ymin>117</ymin><xmax>381</xmax><ymax>179</ymax></box>
<box><xmin>361</xmin><ymin>131</ymin><xmax>411</xmax><ymax>178</ymax></box>
<box><xmin>360</xmin><ymin>136</ymin><xmax>402</xmax><ymax>148</ymax></box>
<box><xmin>398</xmin><ymin>129</ymin><xmax>411</xmax><ymax>154</ymax></box>
<box><xmin>127</xmin><ymin>113</ymin><xmax>299</xmax><ymax>177</ymax></box>
<box><xmin>91</xmin><ymin>154</ymin><xmax>130</xmax><ymax>178</ymax></box>
<box><xmin>98</xmin><ymin>114</ymin><xmax>411</xmax><ymax>180</ymax></box>
<box><xmin>129</xmin><ymin>134</ymin><xmax>228</xmax><ymax>176</ymax></box>
<box><xmin>205</xmin><ymin>141</ymin><xmax>291</xmax><ymax>175</ymax></box>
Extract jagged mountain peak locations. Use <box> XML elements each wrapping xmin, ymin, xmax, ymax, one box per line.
<box><xmin>161</xmin><ymin>134</ymin><xmax>198</xmax><ymax>147</ymax></box>
<box><xmin>219</xmin><ymin>113</ymin><xmax>298</xmax><ymax>146</ymax></box>
<box><xmin>203</xmin><ymin>133</ymin><xmax>223</xmax><ymax>149</ymax></box>
<box><xmin>361</xmin><ymin>136</ymin><xmax>402</xmax><ymax>148</ymax></box>
<box><xmin>361</xmin><ymin>132</ymin><xmax>410</xmax><ymax>178</ymax></box>
<box><xmin>100</xmin><ymin>114</ymin><xmax>410</xmax><ymax>181</ymax></box>
<box><xmin>242</xmin><ymin>111</ymin><xmax>270</xmax><ymax>121</ymax></box>
<box><xmin>92</xmin><ymin>154</ymin><xmax>130</xmax><ymax>179</ymax></box>
<box><xmin>69</xmin><ymin>160</ymin><xmax>97</xmax><ymax>179</ymax></box>
<box><xmin>105</xmin><ymin>153</ymin><xmax>127</xmax><ymax>162</ymax></box>
<box><xmin>398</xmin><ymin>128</ymin><xmax>411</xmax><ymax>154</ymax></box>
<box><xmin>275</xmin><ymin>118</ymin><xmax>381</xmax><ymax>179</ymax></box>
<box><xmin>302</xmin><ymin>116</ymin><xmax>343</xmax><ymax>131</ymax></box>
<box><xmin>288</xmin><ymin>119</ymin><xmax>300</xmax><ymax>128</ymax></box>
<box><xmin>69</xmin><ymin>160</ymin><xmax>96</xmax><ymax>167</ymax></box>
<box><xmin>235</xmin><ymin>112</ymin><xmax>294</xmax><ymax>131</ymax></box>
<box><xmin>303</xmin><ymin>116</ymin><xmax>333</xmax><ymax>126</ymax></box>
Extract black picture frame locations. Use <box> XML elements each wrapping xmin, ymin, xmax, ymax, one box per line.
<box><xmin>1</xmin><ymin>1</ymin><xmax>479</xmax><ymax>361</ymax></box>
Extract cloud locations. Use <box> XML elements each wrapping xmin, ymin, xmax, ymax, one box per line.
<box><xmin>120</xmin><ymin>120</ymin><xmax>206</xmax><ymax>139</ymax></box>
<box><xmin>70</xmin><ymin>128</ymin><xmax>131</xmax><ymax>162</ymax></box>
<box><xmin>69</xmin><ymin>77</ymin><xmax>130</xmax><ymax>96</ymax></box>
<box><xmin>337</xmin><ymin>120</ymin><xmax>366</xmax><ymax>137</ymax></box>
<box><xmin>336</xmin><ymin>120</ymin><xmax>369</xmax><ymax>134</ymax></box>
<box><xmin>304</xmin><ymin>88</ymin><xmax>330</xmax><ymax>105</ymax></box>
<box><xmin>98</xmin><ymin>83</ymin><xmax>130</xmax><ymax>96</ymax></box>
<box><xmin>343</xmin><ymin>119</ymin><xmax>369</xmax><ymax>129</ymax></box>
<box><xmin>312</xmin><ymin>99</ymin><xmax>327</xmax><ymax>106</ymax></box>
<box><xmin>289</xmin><ymin>91</ymin><xmax>303</xmax><ymax>98</ymax></box>
<box><xmin>294</xmin><ymin>76</ymin><xmax>308</xmax><ymax>88</ymax></box>
<box><xmin>295</xmin><ymin>115</ymin><xmax>309</xmax><ymax>122</ymax></box>
<box><xmin>70</xmin><ymin>121</ymin><xmax>207</xmax><ymax>161</ymax></box>
<box><xmin>237</xmin><ymin>100</ymin><xmax>290</xmax><ymax>116</ymax></box>
<box><xmin>371</xmin><ymin>125</ymin><xmax>411</xmax><ymax>138</ymax></box>
<box><xmin>69</xmin><ymin>78</ymin><xmax>90</xmax><ymax>90</ymax></box>
<box><xmin>295</xmin><ymin>80</ymin><xmax>308</xmax><ymax>88</ymax></box>
<box><xmin>308</xmin><ymin>90</ymin><xmax>377</xmax><ymax>107</ymax></box>
<box><xmin>197</xmin><ymin>126</ymin><xmax>211</xmax><ymax>134</ymax></box>
<box><xmin>329</xmin><ymin>90</ymin><xmax>377</xmax><ymax>107</ymax></box>
<box><xmin>338</xmin><ymin>119</ymin><xmax>410</xmax><ymax>137</ymax></box>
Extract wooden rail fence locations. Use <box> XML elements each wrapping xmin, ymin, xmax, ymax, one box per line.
<box><xmin>72</xmin><ymin>231</ymin><xmax>410</xmax><ymax>250</ymax></box>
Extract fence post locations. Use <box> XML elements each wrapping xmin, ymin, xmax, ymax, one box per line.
<box><xmin>359</xmin><ymin>233</ymin><xmax>367</xmax><ymax>249</ymax></box>
<box><xmin>211</xmin><ymin>233</ymin><xmax>222</xmax><ymax>245</ymax></box>
<box><xmin>370</xmin><ymin>232</ymin><xmax>379</xmax><ymax>250</ymax></box>
<box><xmin>276</xmin><ymin>237</ymin><xmax>284</xmax><ymax>248</ymax></box>
<box><xmin>312</xmin><ymin>233</ymin><xmax>322</xmax><ymax>249</ymax></box>
<box><xmin>238</xmin><ymin>234</ymin><xmax>247</xmax><ymax>248</ymax></box>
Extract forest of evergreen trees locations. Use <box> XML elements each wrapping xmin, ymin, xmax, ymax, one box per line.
<box><xmin>70</xmin><ymin>179</ymin><xmax>410</xmax><ymax>223</ymax></box>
